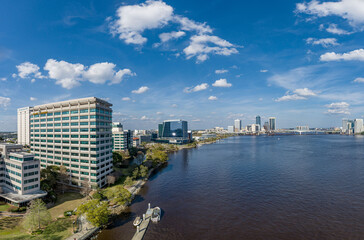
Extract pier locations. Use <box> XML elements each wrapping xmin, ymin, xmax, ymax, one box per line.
<box><xmin>131</xmin><ymin>203</ymin><xmax>153</xmax><ymax>240</ymax></box>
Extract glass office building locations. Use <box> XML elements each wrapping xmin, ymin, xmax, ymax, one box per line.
<box><xmin>157</xmin><ymin>120</ymin><xmax>189</xmax><ymax>144</ymax></box>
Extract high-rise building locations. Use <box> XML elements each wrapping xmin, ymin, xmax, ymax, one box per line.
<box><xmin>342</xmin><ymin>119</ymin><xmax>349</xmax><ymax>133</ymax></box>
<box><xmin>228</xmin><ymin>125</ymin><xmax>235</xmax><ymax>133</ymax></box>
<box><xmin>157</xmin><ymin>120</ymin><xmax>189</xmax><ymax>144</ymax></box>
<box><xmin>263</xmin><ymin>122</ymin><xmax>269</xmax><ymax>131</ymax></box>
<box><xmin>256</xmin><ymin>115</ymin><xmax>261</xmax><ymax>128</ymax></box>
<box><xmin>29</xmin><ymin>97</ymin><xmax>113</xmax><ymax>188</ymax></box>
<box><xmin>17</xmin><ymin>107</ymin><xmax>32</xmax><ymax>145</ymax></box>
<box><xmin>269</xmin><ymin>117</ymin><xmax>276</xmax><ymax>131</ymax></box>
<box><xmin>354</xmin><ymin>119</ymin><xmax>364</xmax><ymax>134</ymax></box>
<box><xmin>112</xmin><ymin>122</ymin><xmax>132</xmax><ymax>151</ymax></box>
<box><xmin>234</xmin><ymin>119</ymin><xmax>242</xmax><ymax>131</ymax></box>
<box><xmin>0</xmin><ymin>143</ymin><xmax>46</xmax><ymax>205</ymax></box>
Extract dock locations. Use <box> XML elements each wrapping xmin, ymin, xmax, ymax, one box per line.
<box><xmin>131</xmin><ymin>203</ymin><xmax>153</xmax><ymax>240</ymax></box>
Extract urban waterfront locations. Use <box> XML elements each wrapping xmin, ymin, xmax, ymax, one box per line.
<box><xmin>98</xmin><ymin>135</ymin><xmax>364</xmax><ymax>240</ymax></box>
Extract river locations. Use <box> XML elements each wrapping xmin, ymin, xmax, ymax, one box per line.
<box><xmin>97</xmin><ymin>135</ymin><xmax>364</xmax><ymax>240</ymax></box>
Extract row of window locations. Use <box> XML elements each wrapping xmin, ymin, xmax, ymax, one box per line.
<box><xmin>24</xmin><ymin>164</ymin><xmax>38</xmax><ymax>170</ymax></box>
<box><xmin>31</xmin><ymin>108</ymin><xmax>112</xmax><ymax>118</ymax></box>
<box><xmin>9</xmin><ymin>156</ymin><xmax>34</xmax><ymax>162</ymax></box>
<box><xmin>5</xmin><ymin>180</ymin><xmax>21</xmax><ymax>190</ymax></box>
<box><xmin>38</xmin><ymin>156</ymin><xmax>111</xmax><ymax>164</ymax></box>
<box><xmin>24</xmin><ymin>170</ymin><xmax>38</xmax><ymax>177</ymax></box>
<box><xmin>24</xmin><ymin>184</ymin><xmax>38</xmax><ymax>191</ymax></box>
<box><xmin>30</xmin><ymin>128</ymin><xmax>110</xmax><ymax>133</ymax></box>
<box><xmin>5</xmin><ymin>162</ymin><xmax>21</xmax><ymax>169</ymax></box>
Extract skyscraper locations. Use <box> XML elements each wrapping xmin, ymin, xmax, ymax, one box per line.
<box><xmin>112</xmin><ymin>122</ymin><xmax>132</xmax><ymax>151</ymax></box>
<box><xmin>269</xmin><ymin>117</ymin><xmax>276</xmax><ymax>131</ymax></box>
<box><xmin>17</xmin><ymin>107</ymin><xmax>32</xmax><ymax>145</ymax></box>
<box><xmin>354</xmin><ymin>119</ymin><xmax>364</xmax><ymax>134</ymax></box>
<box><xmin>256</xmin><ymin>115</ymin><xmax>261</xmax><ymax>128</ymax></box>
<box><xmin>29</xmin><ymin>97</ymin><xmax>113</xmax><ymax>188</ymax></box>
<box><xmin>234</xmin><ymin>119</ymin><xmax>242</xmax><ymax>131</ymax></box>
<box><xmin>157</xmin><ymin>120</ymin><xmax>189</xmax><ymax>144</ymax></box>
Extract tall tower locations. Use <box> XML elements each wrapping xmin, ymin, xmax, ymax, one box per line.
<box><xmin>256</xmin><ymin>115</ymin><xmax>261</xmax><ymax>128</ymax></box>
<box><xmin>17</xmin><ymin>107</ymin><xmax>32</xmax><ymax>145</ymax></box>
<box><xmin>269</xmin><ymin>117</ymin><xmax>276</xmax><ymax>131</ymax></box>
<box><xmin>234</xmin><ymin>119</ymin><xmax>242</xmax><ymax>131</ymax></box>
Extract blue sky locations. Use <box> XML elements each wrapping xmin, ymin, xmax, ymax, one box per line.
<box><xmin>0</xmin><ymin>0</ymin><xmax>364</xmax><ymax>131</ymax></box>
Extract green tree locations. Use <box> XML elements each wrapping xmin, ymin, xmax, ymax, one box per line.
<box><xmin>77</xmin><ymin>199</ymin><xmax>110</xmax><ymax>227</ymax></box>
<box><xmin>23</xmin><ymin>199</ymin><xmax>51</xmax><ymax>232</ymax></box>
<box><xmin>132</xmin><ymin>168</ymin><xmax>139</xmax><ymax>179</ymax></box>
<box><xmin>58</xmin><ymin>165</ymin><xmax>69</xmax><ymax>193</ymax></box>
<box><xmin>139</xmin><ymin>165</ymin><xmax>149</xmax><ymax>178</ymax></box>
<box><xmin>103</xmin><ymin>185</ymin><xmax>131</xmax><ymax>205</ymax></box>
<box><xmin>124</xmin><ymin>176</ymin><xmax>134</xmax><ymax>186</ymax></box>
<box><xmin>112</xmin><ymin>151</ymin><xmax>123</xmax><ymax>167</ymax></box>
<box><xmin>129</xmin><ymin>147</ymin><xmax>138</xmax><ymax>157</ymax></box>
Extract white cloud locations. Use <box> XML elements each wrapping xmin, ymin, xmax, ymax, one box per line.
<box><xmin>0</xmin><ymin>96</ymin><xmax>10</xmax><ymax>108</ymax></box>
<box><xmin>83</xmin><ymin>62</ymin><xmax>135</xmax><ymax>84</ymax></box>
<box><xmin>306</xmin><ymin>37</ymin><xmax>338</xmax><ymax>47</ymax></box>
<box><xmin>192</xmin><ymin>119</ymin><xmax>201</xmax><ymax>122</ymax></box>
<box><xmin>0</xmin><ymin>77</ymin><xmax>6</xmax><ymax>81</ymax></box>
<box><xmin>174</xmin><ymin>15</ymin><xmax>212</xmax><ymax>34</ymax></box>
<box><xmin>16</xmin><ymin>62</ymin><xmax>45</xmax><ymax>79</ymax></box>
<box><xmin>260</xmin><ymin>69</ymin><xmax>268</xmax><ymax>73</ymax></box>
<box><xmin>140</xmin><ymin>115</ymin><xmax>149</xmax><ymax>120</ymax></box>
<box><xmin>156</xmin><ymin>111</ymin><xmax>163</xmax><ymax>115</ymax></box>
<box><xmin>44</xmin><ymin>59</ymin><xmax>135</xmax><ymax>89</ymax></box>
<box><xmin>44</xmin><ymin>59</ymin><xmax>85</xmax><ymax>89</ymax></box>
<box><xmin>183</xmin><ymin>35</ymin><xmax>239</xmax><ymax>62</ymax></box>
<box><xmin>212</xmin><ymin>78</ymin><xmax>232</xmax><ymax>87</ymax></box>
<box><xmin>215</xmin><ymin>69</ymin><xmax>228</xmax><ymax>74</ymax></box>
<box><xmin>353</xmin><ymin>77</ymin><xmax>364</xmax><ymax>83</ymax></box>
<box><xmin>293</xmin><ymin>88</ymin><xmax>317</xmax><ymax>96</ymax></box>
<box><xmin>184</xmin><ymin>83</ymin><xmax>209</xmax><ymax>93</ymax></box>
<box><xmin>31</xmin><ymin>79</ymin><xmax>36</xmax><ymax>83</ymax></box>
<box><xmin>109</xmin><ymin>0</ymin><xmax>174</xmax><ymax>44</ymax></box>
<box><xmin>208</xmin><ymin>96</ymin><xmax>218</xmax><ymax>100</ymax></box>
<box><xmin>320</xmin><ymin>49</ymin><xmax>364</xmax><ymax>61</ymax></box>
<box><xmin>325</xmin><ymin>101</ymin><xmax>350</xmax><ymax>114</ymax></box>
<box><xmin>11</xmin><ymin>73</ymin><xmax>16</xmax><ymax>78</ymax></box>
<box><xmin>275</xmin><ymin>94</ymin><xmax>307</xmax><ymax>102</ymax></box>
<box><xmin>30</xmin><ymin>97</ymin><xmax>37</xmax><ymax>101</ymax></box>
<box><xmin>171</xmin><ymin>104</ymin><xmax>178</xmax><ymax>108</ymax></box>
<box><xmin>326</xmin><ymin>23</ymin><xmax>352</xmax><ymax>35</ymax></box>
<box><xmin>132</xmin><ymin>86</ymin><xmax>149</xmax><ymax>94</ymax></box>
<box><xmin>159</xmin><ymin>31</ymin><xmax>185</xmax><ymax>42</ymax></box>
<box><xmin>122</xmin><ymin>97</ymin><xmax>131</xmax><ymax>101</ymax></box>
<box><xmin>296</xmin><ymin>0</ymin><xmax>364</xmax><ymax>28</ymax></box>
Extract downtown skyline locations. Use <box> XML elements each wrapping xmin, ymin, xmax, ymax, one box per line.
<box><xmin>0</xmin><ymin>0</ymin><xmax>364</xmax><ymax>131</ymax></box>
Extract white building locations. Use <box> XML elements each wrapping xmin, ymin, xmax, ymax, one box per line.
<box><xmin>112</xmin><ymin>122</ymin><xmax>132</xmax><ymax>151</ymax></box>
<box><xmin>354</xmin><ymin>119</ymin><xmax>364</xmax><ymax>134</ymax></box>
<box><xmin>228</xmin><ymin>126</ymin><xmax>235</xmax><ymax>133</ymax></box>
<box><xmin>29</xmin><ymin>97</ymin><xmax>113</xmax><ymax>188</ymax></box>
<box><xmin>0</xmin><ymin>143</ymin><xmax>46</xmax><ymax>206</ymax></box>
<box><xmin>234</xmin><ymin>119</ymin><xmax>242</xmax><ymax>132</ymax></box>
<box><xmin>17</xmin><ymin>107</ymin><xmax>32</xmax><ymax>145</ymax></box>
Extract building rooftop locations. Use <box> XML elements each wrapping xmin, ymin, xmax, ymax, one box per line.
<box><xmin>0</xmin><ymin>186</ymin><xmax>47</xmax><ymax>204</ymax></box>
<box><xmin>32</xmin><ymin>97</ymin><xmax>112</xmax><ymax>110</ymax></box>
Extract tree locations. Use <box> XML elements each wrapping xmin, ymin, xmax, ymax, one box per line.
<box><xmin>106</xmin><ymin>175</ymin><xmax>116</xmax><ymax>187</ymax></box>
<box><xmin>23</xmin><ymin>199</ymin><xmax>51</xmax><ymax>232</ymax></box>
<box><xmin>103</xmin><ymin>185</ymin><xmax>131</xmax><ymax>206</ymax></box>
<box><xmin>139</xmin><ymin>165</ymin><xmax>149</xmax><ymax>178</ymax></box>
<box><xmin>80</xmin><ymin>180</ymin><xmax>92</xmax><ymax>197</ymax></box>
<box><xmin>58</xmin><ymin>165</ymin><xmax>69</xmax><ymax>193</ymax></box>
<box><xmin>129</xmin><ymin>147</ymin><xmax>138</xmax><ymax>157</ymax></box>
<box><xmin>124</xmin><ymin>176</ymin><xmax>134</xmax><ymax>186</ymax></box>
<box><xmin>112</xmin><ymin>151</ymin><xmax>123</xmax><ymax>167</ymax></box>
<box><xmin>132</xmin><ymin>168</ymin><xmax>139</xmax><ymax>179</ymax></box>
<box><xmin>77</xmin><ymin>199</ymin><xmax>110</xmax><ymax>227</ymax></box>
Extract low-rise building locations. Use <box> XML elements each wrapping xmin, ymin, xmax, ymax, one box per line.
<box><xmin>0</xmin><ymin>143</ymin><xmax>46</xmax><ymax>206</ymax></box>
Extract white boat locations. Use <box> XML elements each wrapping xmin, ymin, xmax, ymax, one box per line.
<box><xmin>133</xmin><ymin>216</ymin><xmax>142</xmax><ymax>227</ymax></box>
<box><xmin>151</xmin><ymin>207</ymin><xmax>161</xmax><ymax>222</ymax></box>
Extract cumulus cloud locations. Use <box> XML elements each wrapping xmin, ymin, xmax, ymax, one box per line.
<box><xmin>260</xmin><ymin>69</ymin><xmax>268</xmax><ymax>73</ymax></box>
<box><xmin>132</xmin><ymin>86</ymin><xmax>149</xmax><ymax>94</ymax></box>
<box><xmin>212</xmin><ymin>78</ymin><xmax>232</xmax><ymax>87</ymax></box>
<box><xmin>108</xmin><ymin>0</ymin><xmax>238</xmax><ymax>62</ymax></box>
<box><xmin>276</xmin><ymin>88</ymin><xmax>317</xmax><ymax>102</ymax></box>
<box><xmin>208</xmin><ymin>96</ymin><xmax>218</xmax><ymax>100</ymax></box>
<box><xmin>325</xmin><ymin>102</ymin><xmax>350</xmax><ymax>114</ymax></box>
<box><xmin>296</xmin><ymin>0</ymin><xmax>364</xmax><ymax>28</ymax></box>
<box><xmin>353</xmin><ymin>77</ymin><xmax>364</xmax><ymax>83</ymax></box>
<box><xmin>326</xmin><ymin>23</ymin><xmax>352</xmax><ymax>35</ymax></box>
<box><xmin>0</xmin><ymin>96</ymin><xmax>11</xmax><ymax>108</ymax></box>
<box><xmin>215</xmin><ymin>69</ymin><xmax>228</xmax><ymax>74</ymax></box>
<box><xmin>30</xmin><ymin>97</ymin><xmax>37</xmax><ymax>101</ymax></box>
<box><xmin>44</xmin><ymin>59</ymin><xmax>135</xmax><ymax>89</ymax></box>
<box><xmin>15</xmin><ymin>62</ymin><xmax>45</xmax><ymax>79</ymax></box>
<box><xmin>275</xmin><ymin>94</ymin><xmax>307</xmax><ymax>102</ymax></box>
<box><xmin>184</xmin><ymin>83</ymin><xmax>209</xmax><ymax>93</ymax></box>
<box><xmin>320</xmin><ymin>49</ymin><xmax>364</xmax><ymax>61</ymax></box>
<box><xmin>183</xmin><ymin>35</ymin><xmax>238</xmax><ymax>62</ymax></box>
<box><xmin>109</xmin><ymin>0</ymin><xmax>174</xmax><ymax>44</ymax></box>
<box><xmin>140</xmin><ymin>115</ymin><xmax>149</xmax><ymax>120</ymax></box>
<box><xmin>306</xmin><ymin>37</ymin><xmax>338</xmax><ymax>47</ymax></box>
<box><xmin>122</xmin><ymin>97</ymin><xmax>131</xmax><ymax>101</ymax></box>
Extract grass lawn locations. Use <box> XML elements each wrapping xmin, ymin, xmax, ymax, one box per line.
<box><xmin>0</xmin><ymin>216</ymin><xmax>73</xmax><ymax>240</ymax></box>
<box><xmin>0</xmin><ymin>204</ymin><xmax>13</xmax><ymax>211</ymax></box>
<box><xmin>49</xmin><ymin>192</ymin><xmax>86</xmax><ymax>219</ymax></box>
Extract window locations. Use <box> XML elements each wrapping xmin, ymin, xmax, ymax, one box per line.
<box><xmin>71</xmin><ymin>128</ymin><xmax>78</xmax><ymax>132</ymax></box>
<box><xmin>62</xmin><ymin>117</ymin><xmax>69</xmax><ymax>120</ymax></box>
<box><xmin>71</xmin><ymin>110</ymin><xmax>78</xmax><ymax>114</ymax></box>
<box><xmin>80</xmin><ymin>122</ymin><xmax>88</xmax><ymax>125</ymax></box>
<box><xmin>80</xmin><ymin>109</ymin><xmax>88</xmax><ymax>113</ymax></box>
<box><xmin>62</xmin><ymin>111</ymin><xmax>69</xmax><ymax>115</ymax></box>
<box><xmin>71</xmin><ymin>116</ymin><xmax>78</xmax><ymax>120</ymax></box>
<box><xmin>62</xmin><ymin>123</ymin><xmax>69</xmax><ymax>126</ymax></box>
<box><xmin>47</xmin><ymin>113</ymin><xmax>53</xmax><ymax>116</ymax></box>
<box><xmin>47</xmin><ymin>118</ymin><xmax>53</xmax><ymax>121</ymax></box>
<box><xmin>80</xmin><ymin>115</ymin><xmax>88</xmax><ymax>119</ymax></box>
<box><xmin>80</xmin><ymin>128</ymin><xmax>88</xmax><ymax>132</ymax></box>
<box><xmin>54</xmin><ymin>112</ymin><xmax>60</xmax><ymax>116</ymax></box>
<box><xmin>71</xmin><ymin>122</ymin><xmax>78</xmax><ymax>126</ymax></box>
<box><xmin>80</xmin><ymin>141</ymin><xmax>89</xmax><ymax>145</ymax></box>
<box><xmin>71</xmin><ymin>141</ymin><xmax>79</xmax><ymax>144</ymax></box>
<box><xmin>54</xmin><ymin>117</ymin><xmax>61</xmax><ymax>121</ymax></box>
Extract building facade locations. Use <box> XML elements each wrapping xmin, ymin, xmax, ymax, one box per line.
<box><xmin>0</xmin><ymin>143</ymin><xmax>46</xmax><ymax>205</ymax></box>
<box><xmin>256</xmin><ymin>115</ymin><xmax>261</xmax><ymax>128</ymax></box>
<box><xmin>234</xmin><ymin>119</ymin><xmax>242</xmax><ymax>132</ymax></box>
<box><xmin>269</xmin><ymin>117</ymin><xmax>276</xmax><ymax>131</ymax></box>
<box><xmin>29</xmin><ymin>97</ymin><xmax>113</xmax><ymax>188</ymax></box>
<box><xmin>157</xmin><ymin>120</ymin><xmax>189</xmax><ymax>144</ymax></box>
<box><xmin>354</xmin><ymin>119</ymin><xmax>364</xmax><ymax>134</ymax></box>
<box><xmin>112</xmin><ymin>122</ymin><xmax>132</xmax><ymax>151</ymax></box>
<box><xmin>228</xmin><ymin>126</ymin><xmax>235</xmax><ymax>133</ymax></box>
<box><xmin>17</xmin><ymin>107</ymin><xmax>31</xmax><ymax>145</ymax></box>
